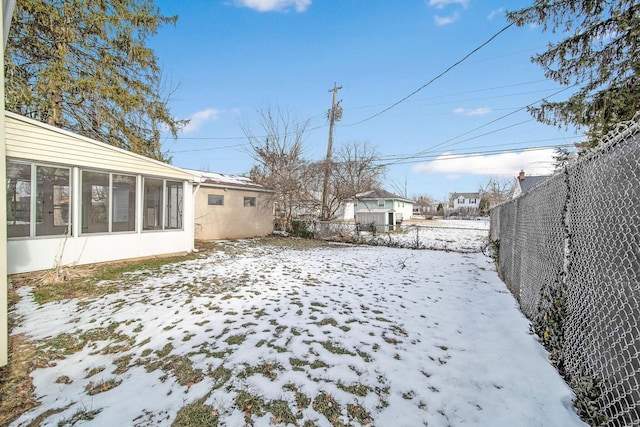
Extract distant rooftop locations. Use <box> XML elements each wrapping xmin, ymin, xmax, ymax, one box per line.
<box><xmin>518</xmin><ymin>174</ymin><xmax>551</xmax><ymax>193</ymax></box>
<box><xmin>355</xmin><ymin>189</ymin><xmax>414</xmax><ymax>202</ymax></box>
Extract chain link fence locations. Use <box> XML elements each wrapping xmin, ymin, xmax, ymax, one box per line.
<box><xmin>490</xmin><ymin>114</ymin><xmax>640</xmax><ymax>426</ymax></box>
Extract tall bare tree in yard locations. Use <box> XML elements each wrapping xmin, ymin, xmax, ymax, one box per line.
<box><xmin>244</xmin><ymin>107</ymin><xmax>311</xmax><ymax>232</ymax></box>
<box><xmin>507</xmin><ymin>1</ymin><xmax>640</xmax><ymax>150</ymax></box>
<box><xmin>5</xmin><ymin>0</ymin><xmax>186</xmax><ymax>161</ymax></box>
<box><xmin>309</xmin><ymin>141</ymin><xmax>385</xmax><ymax>221</ymax></box>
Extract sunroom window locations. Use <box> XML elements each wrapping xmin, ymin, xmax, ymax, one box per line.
<box><xmin>6</xmin><ymin>161</ymin><xmax>32</xmax><ymax>238</ymax></box>
<box><xmin>35</xmin><ymin>165</ymin><xmax>71</xmax><ymax>236</ymax></box>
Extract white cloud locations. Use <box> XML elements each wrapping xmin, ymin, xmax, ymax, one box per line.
<box><xmin>428</xmin><ymin>0</ymin><xmax>469</xmax><ymax>9</ymax></box>
<box><xmin>434</xmin><ymin>13</ymin><xmax>459</xmax><ymax>26</ymax></box>
<box><xmin>182</xmin><ymin>108</ymin><xmax>222</xmax><ymax>134</ymax></box>
<box><xmin>412</xmin><ymin>149</ymin><xmax>557</xmax><ymax>177</ymax></box>
<box><xmin>487</xmin><ymin>8</ymin><xmax>504</xmax><ymax>20</ymax></box>
<box><xmin>234</xmin><ymin>0</ymin><xmax>311</xmax><ymax>12</ymax></box>
<box><xmin>453</xmin><ymin>107</ymin><xmax>492</xmax><ymax>116</ymax></box>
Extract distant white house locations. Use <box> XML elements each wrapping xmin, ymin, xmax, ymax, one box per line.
<box><xmin>452</xmin><ymin>192</ymin><xmax>481</xmax><ymax>211</ymax></box>
<box><xmin>5</xmin><ymin>112</ymin><xmax>195</xmax><ymax>275</ymax></box>
<box><xmin>511</xmin><ymin>170</ymin><xmax>551</xmax><ymax>199</ymax></box>
<box><xmin>352</xmin><ymin>189</ymin><xmax>414</xmax><ymax>231</ymax></box>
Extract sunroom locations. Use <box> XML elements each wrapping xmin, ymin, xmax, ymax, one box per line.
<box><xmin>5</xmin><ymin>112</ymin><xmax>194</xmax><ymax>274</ymax></box>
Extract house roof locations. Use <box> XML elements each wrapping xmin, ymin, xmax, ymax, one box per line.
<box><xmin>517</xmin><ymin>175</ymin><xmax>551</xmax><ymax>193</ymax></box>
<box><xmin>452</xmin><ymin>192</ymin><xmax>480</xmax><ymax>199</ymax></box>
<box><xmin>188</xmin><ymin>169</ymin><xmax>272</xmax><ymax>192</ymax></box>
<box><xmin>355</xmin><ymin>189</ymin><xmax>414</xmax><ymax>203</ymax></box>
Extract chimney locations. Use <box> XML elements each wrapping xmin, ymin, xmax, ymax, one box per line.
<box><xmin>518</xmin><ymin>170</ymin><xmax>525</xmax><ymax>181</ymax></box>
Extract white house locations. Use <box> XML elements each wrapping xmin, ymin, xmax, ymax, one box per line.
<box><xmin>353</xmin><ymin>189</ymin><xmax>414</xmax><ymax>231</ymax></box>
<box><xmin>452</xmin><ymin>192</ymin><xmax>481</xmax><ymax>211</ymax></box>
<box><xmin>5</xmin><ymin>112</ymin><xmax>195</xmax><ymax>275</ymax></box>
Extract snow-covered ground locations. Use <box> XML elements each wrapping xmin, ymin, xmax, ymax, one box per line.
<box><xmin>9</xmin><ymin>224</ymin><xmax>585</xmax><ymax>426</ymax></box>
<box><xmin>364</xmin><ymin>219</ymin><xmax>490</xmax><ymax>252</ymax></box>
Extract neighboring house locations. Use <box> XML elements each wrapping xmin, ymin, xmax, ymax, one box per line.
<box><xmin>190</xmin><ymin>170</ymin><xmax>274</xmax><ymax>240</ymax></box>
<box><xmin>413</xmin><ymin>196</ymin><xmax>441</xmax><ymax>217</ymax></box>
<box><xmin>353</xmin><ymin>189</ymin><xmax>414</xmax><ymax>231</ymax></box>
<box><xmin>452</xmin><ymin>192</ymin><xmax>481</xmax><ymax>211</ymax></box>
<box><xmin>5</xmin><ymin>112</ymin><xmax>195</xmax><ymax>275</ymax></box>
<box><xmin>511</xmin><ymin>170</ymin><xmax>551</xmax><ymax>199</ymax></box>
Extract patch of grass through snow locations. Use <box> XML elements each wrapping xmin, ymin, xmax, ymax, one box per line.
<box><xmin>58</xmin><ymin>408</ymin><xmax>103</xmax><ymax>426</ymax></box>
<box><xmin>238</xmin><ymin>361</ymin><xmax>284</xmax><ymax>381</ymax></box>
<box><xmin>86</xmin><ymin>378</ymin><xmax>122</xmax><ymax>395</ymax></box>
<box><xmin>173</xmin><ymin>398</ymin><xmax>219</xmax><ymax>427</ymax></box>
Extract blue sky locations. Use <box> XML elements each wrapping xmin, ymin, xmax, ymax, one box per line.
<box><xmin>151</xmin><ymin>0</ymin><xmax>581</xmax><ymax>200</ymax></box>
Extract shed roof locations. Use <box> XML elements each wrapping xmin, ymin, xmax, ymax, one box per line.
<box><xmin>189</xmin><ymin>169</ymin><xmax>272</xmax><ymax>192</ymax></box>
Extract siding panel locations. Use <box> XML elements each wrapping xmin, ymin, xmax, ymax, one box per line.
<box><xmin>5</xmin><ymin>113</ymin><xmax>192</xmax><ymax>180</ymax></box>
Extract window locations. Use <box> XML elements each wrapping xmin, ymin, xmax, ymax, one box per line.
<box><xmin>7</xmin><ymin>161</ymin><xmax>71</xmax><ymax>238</ymax></box>
<box><xmin>36</xmin><ymin>165</ymin><xmax>70</xmax><ymax>236</ymax></box>
<box><xmin>81</xmin><ymin>171</ymin><xmax>136</xmax><ymax>234</ymax></box>
<box><xmin>7</xmin><ymin>161</ymin><xmax>32</xmax><ymax>238</ymax></box>
<box><xmin>112</xmin><ymin>174</ymin><xmax>136</xmax><ymax>232</ymax></box>
<box><xmin>244</xmin><ymin>196</ymin><xmax>256</xmax><ymax>207</ymax></box>
<box><xmin>378</xmin><ymin>199</ymin><xmax>385</xmax><ymax>208</ymax></box>
<box><xmin>82</xmin><ymin>171</ymin><xmax>109</xmax><ymax>233</ymax></box>
<box><xmin>143</xmin><ymin>178</ymin><xmax>184</xmax><ymax>231</ymax></box>
<box><xmin>143</xmin><ymin>178</ymin><xmax>164</xmax><ymax>230</ymax></box>
<box><xmin>165</xmin><ymin>181</ymin><xmax>183</xmax><ymax>229</ymax></box>
<box><xmin>208</xmin><ymin>194</ymin><xmax>224</xmax><ymax>206</ymax></box>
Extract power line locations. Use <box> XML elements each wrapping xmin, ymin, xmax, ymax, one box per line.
<box><xmin>164</xmin><ymin>80</ymin><xmax>560</xmax><ymax>144</ymax></box>
<box><xmin>344</xmin><ymin>79</ymin><xmax>554</xmax><ymax>112</ymax></box>
<box><xmin>345</xmin><ymin>23</ymin><xmax>514</xmax><ymax>126</ymax></box>
<box><xmin>377</xmin><ymin>144</ymin><xmax>573</xmax><ymax>167</ymax></box>
<box><xmin>393</xmin><ymin>84</ymin><xmax>579</xmax><ymax>164</ymax></box>
<box><xmin>377</xmin><ymin>135</ymin><xmax>582</xmax><ymax>162</ymax></box>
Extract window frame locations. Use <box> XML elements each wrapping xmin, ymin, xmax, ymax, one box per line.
<box><xmin>143</xmin><ymin>177</ymin><xmax>185</xmax><ymax>232</ymax></box>
<box><xmin>80</xmin><ymin>170</ymin><xmax>138</xmax><ymax>235</ymax></box>
<box><xmin>165</xmin><ymin>180</ymin><xmax>184</xmax><ymax>230</ymax></box>
<box><xmin>6</xmin><ymin>160</ymin><xmax>33</xmax><ymax>238</ymax></box>
<box><xmin>6</xmin><ymin>160</ymin><xmax>73</xmax><ymax>239</ymax></box>
<box><xmin>243</xmin><ymin>196</ymin><xmax>256</xmax><ymax>207</ymax></box>
<box><xmin>208</xmin><ymin>194</ymin><xmax>224</xmax><ymax>206</ymax></box>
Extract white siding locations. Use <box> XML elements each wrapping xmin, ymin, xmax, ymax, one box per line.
<box><xmin>5</xmin><ymin>112</ymin><xmax>192</xmax><ymax>180</ymax></box>
<box><xmin>5</xmin><ymin>112</ymin><xmax>195</xmax><ymax>274</ymax></box>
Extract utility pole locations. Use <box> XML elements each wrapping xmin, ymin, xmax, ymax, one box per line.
<box><xmin>321</xmin><ymin>83</ymin><xmax>342</xmax><ymax>221</ymax></box>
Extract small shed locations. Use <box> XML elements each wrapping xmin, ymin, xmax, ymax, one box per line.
<box><xmin>353</xmin><ymin>189</ymin><xmax>414</xmax><ymax>232</ymax></box>
<box><xmin>5</xmin><ymin>112</ymin><xmax>195</xmax><ymax>274</ymax></box>
<box><xmin>191</xmin><ymin>170</ymin><xmax>274</xmax><ymax>240</ymax></box>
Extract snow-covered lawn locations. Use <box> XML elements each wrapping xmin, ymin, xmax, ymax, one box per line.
<box><xmin>365</xmin><ymin>219</ymin><xmax>490</xmax><ymax>252</ymax></box>
<box><xmin>8</xmin><ymin>229</ymin><xmax>585</xmax><ymax>426</ymax></box>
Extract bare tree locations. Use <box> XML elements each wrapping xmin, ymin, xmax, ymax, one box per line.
<box><xmin>391</xmin><ymin>176</ymin><xmax>409</xmax><ymax>199</ymax></box>
<box><xmin>243</xmin><ymin>107</ymin><xmax>311</xmax><ymax>231</ymax></box>
<box><xmin>309</xmin><ymin>141</ymin><xmax>385</xmax><ymax>220</ymax></box>
<box><xmin>479</xmin><ymin>177</ymin><xmax>514</xmax><ymax>213</ymax></box>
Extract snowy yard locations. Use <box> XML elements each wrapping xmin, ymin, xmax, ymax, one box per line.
<box><xmin>5</xmin><ymin>225</ymin><xmax>586</xmax><ymax>426</ymax></box>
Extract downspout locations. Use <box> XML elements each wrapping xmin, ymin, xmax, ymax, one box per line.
<box><xmin>191</xmin><ymin>177</ymin><xmax>203</xmax><ymax>252</ymax></box>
